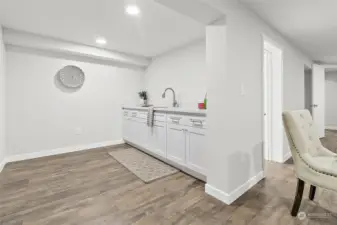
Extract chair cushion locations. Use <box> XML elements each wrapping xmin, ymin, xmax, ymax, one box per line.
<box><xmin>303</xmin><ymin>153</ymin><xmax>337</xmax><ymax>177</ymax></box>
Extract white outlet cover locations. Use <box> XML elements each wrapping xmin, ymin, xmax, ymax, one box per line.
<box><xmin>240</xmin><ymin>83</ymin><xmax>245</xmax><ymax>96</ymax></box>
<box><xmin>75</xmin><ymin>128</ymin><xmax>83</xmax><ymax>135</ymax></box>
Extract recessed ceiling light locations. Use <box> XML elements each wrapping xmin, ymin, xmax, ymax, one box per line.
<box><xmin>95</xmin><ymin>37</ymin><xmax>107</xmax><ymax>45</ymax></box>
<box><xmin>126</xmin><ymin>5</ymin><xmax>140</xmax><ymax>16</ymax></box>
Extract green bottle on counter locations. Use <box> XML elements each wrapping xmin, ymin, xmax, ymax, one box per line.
<box><xmin>204</xmin><ymin>93</ymin><xmax>207</xmax><ymax>109</ymax></box>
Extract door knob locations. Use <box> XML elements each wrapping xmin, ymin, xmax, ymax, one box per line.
<box><xmin>311</xmin><ymin>104</ymin><xmax>318</xmax><ymax>108</ymax></box>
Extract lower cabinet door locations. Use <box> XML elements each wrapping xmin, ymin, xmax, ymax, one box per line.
<box><xmin>166</xmin><ymin>123</ymin><xmax>186</xmax><ymax>166</ymax></box>
<box><xmin>186</xmin><ymin>127</ymin><xmax>207</xmax><ymax>175</ymax></box>
<box><xmin>148</xmin><ymin>121</ymin><xmax>166</xmax><ymax>157</ymax></box>
<box><xmin>126</xmin><ymin>117</ymin><xmax>138</xmax><ymax>144</ymax></box>
<box><xmin>123</xmin><ymin>117</ymin><xmax>130</xmax><ymax>140</ymax></box>
<box><xmin>133</xmin><ymin>118</ymin><xmax>149</xmax><ymax>148</ymax></box>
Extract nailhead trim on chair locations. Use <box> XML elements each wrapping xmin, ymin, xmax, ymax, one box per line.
<box><xmin>283</xmin><ymin>115</ymin><xmax>337</xmax><ymax>178</ymax></box>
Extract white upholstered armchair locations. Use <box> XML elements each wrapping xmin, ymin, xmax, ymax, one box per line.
<box><xmin>283</xmin><ymin>110</ymin><xmax>337</xmax><ymax>216</ymax></box>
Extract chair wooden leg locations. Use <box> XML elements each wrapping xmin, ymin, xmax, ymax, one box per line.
<box><xmin>309</xmin><ymin>185</ymin><xmax>316</xmax><ymax>201</ymax></box>
<box><xmin>291</xmin><ymin>179</ymin><xmax>305</xmax><ymax>217</ymax></box>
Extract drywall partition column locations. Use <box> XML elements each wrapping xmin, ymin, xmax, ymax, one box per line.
<box><xmin>205</xmin><ymin>22</ymin><xmax>232</xmax><ymax>204</ymax></box>
<box><xmin>0</xmin><ymin>25</ymin><xmax>6</xmax><ymax>171</ymax></box>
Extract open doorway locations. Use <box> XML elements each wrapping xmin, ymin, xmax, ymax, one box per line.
<box><xmin>262</xmin><ymin>36</ymin><xmax>284</xmax><ymax>163</ymax></box>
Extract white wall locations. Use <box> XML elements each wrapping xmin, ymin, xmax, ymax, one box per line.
<box><xmin>144</xmin><ymin>41</ymin><xmax>207</xmax><ymax>108</ymax></box>
<box><xmin>6</xmin><ymin>51</ymin><xmax>143</xmax><ymax>156</ymax></box>
<box><xmin>204</xmin><ymin>1</ymin><xmax>311</xmax><ymax>203</ymax></box>
<box><xmin>0</xmin><ymin>26</ymin><xmax>6</xmax><ymax>166</ymax></box>
<box><xmin>325</xmin><ymin>71</ymin><xmax>337</xmax><ymax>128</ymax></box>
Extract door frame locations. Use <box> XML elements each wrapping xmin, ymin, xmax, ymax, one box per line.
<box><xmin>263</xmin><ymin>49</ymin><xmax>272</xmax><ymax>161</ymax></box>
<box><xmin>261</xmin><ymin>34</ymin><xmax>284</xmax><ymax>164</ymax></box>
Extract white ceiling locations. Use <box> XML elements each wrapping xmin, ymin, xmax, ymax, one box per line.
<box><xmin>0</xmin><ymin>0</ymin><xmax>205</xmax><ymax>57</ymax></box>
<box><xmin>241</xmin><ymin>0</ymin><xmax>337</xmax><ymax>64</ymax></box>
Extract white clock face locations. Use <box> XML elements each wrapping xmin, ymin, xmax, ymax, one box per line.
<box><xmin>58</xmin><ymin>65</ymin><xmax>85</xmax><ymax>88</ymax></box>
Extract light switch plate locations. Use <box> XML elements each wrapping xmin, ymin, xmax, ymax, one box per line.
<box><xmin>75</xmin><ymin>127</ymin><xmax>83</xmax><ymax>135</ymax></box>
<box><xmin>240</xmin><ymin>83</ymin><xmax>245</xmax><ymax>96</ymax></box>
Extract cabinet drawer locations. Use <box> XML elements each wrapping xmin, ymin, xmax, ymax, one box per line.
<box><xmin>154</xmin><ymin>112</ymin><xmax>166</xmax><ymax>122</ymax></box>
<box><xmin>153</xmin><ymin>120</ymin><xmax>166</xmax><ymax>127</ymax></box>
<box><xmin>138</xmin><ymin>111</ymin><xmax>148</xmax><ymax>119</ymax></box>
<box><xmin>167</xmin><ymin>114</ymin><xmax>206</xmax><ymax>128</ymax></box>
<box><xmin>187</xmin><ymin>117</ymin><xmax>207</xmax><ymax>129</ymax></box>
<box><xmin>167</xmin><ymin>115</ymin><xmax>186</xmax><ymax>125</ymax></box>
<box><xmin>123</xmin><ymin>110</ymin><xmax>130</xmax><ymax>117</ymax></box>
<box><xmin>129</xmin><ymin>110</ymin><xmax>138</xmax><ymax>118</ymax></box>
<box><xmin>125</xmin><ymin>110</ymin><xmax>148</xmax><ymax>119</ymax></box>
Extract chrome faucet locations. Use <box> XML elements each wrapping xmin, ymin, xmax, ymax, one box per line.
<box><xmin>162</xmin><ymin>87</ymin><xmax>178</xmax><ymax>107</ymax></box>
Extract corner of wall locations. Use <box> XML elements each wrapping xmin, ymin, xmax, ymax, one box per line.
<box><xmin>0</xmin><ymin>24</ymin><xmax>6</xmax><ymax>167</ymax></box>
<box><xmin>325</xmin><ymin>126</ymin><xmax>337</xmax><ymax>131</ymax></box>
<box><xmin>0</xmin><ymin>157</ymin><xmax>6</xmax><ymax>173</ymax></box>
<box><xmin>205</xmin><ymin>170</ymin><xmax>265</xmax><ymax>204</ymax></box>
<box><xmin>282</xmin><ymin>151</ymin><xmax>292</xmax><ymax>163</ymax></box>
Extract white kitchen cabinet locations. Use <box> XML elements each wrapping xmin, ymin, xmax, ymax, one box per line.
<box><xmin>186</xmin><ymin>126</ymin><xmax>207</xmax><ymax>175</ymax></box>
<box><xmin>148</xmin><ymin>121</ymin><xmax>166</xmax><ymax>157</ymax></box>
<box><xmin>123</xmin><ymin>117</ymin><xmax>131</xmax><ymax>140</ymax></box>
<box><xmin>122</xmin><ymin>110</ymin><xmax>132</xmax><ymax>141</ymax></box>
<box><xmin>123</xmin><ymin>117</ymin><xmax>138</xmax><ymax>144</ymax></box>
<box><xmin>131</xmin><ymin>118</ymin><xmax>148</xmax><ymax>148</ymax></box>
<box><xmin>123</xmin><ymin>110</ymin><xmax>148</xmax><ymax>148</ymax></box>
<box><xmin>166</xmin><ymin>123</ymin><xmax>186</xmax><ymax>166</ymax></box>
<box><xmin>122</xmin><ymin>107</ymin><xmax>207</xmax><ymax>179</ymax></box>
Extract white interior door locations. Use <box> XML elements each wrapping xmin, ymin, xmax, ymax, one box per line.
<box><xmin>263</xmin><ymin>38</ymin><xmax>283</xmax><ymax>163</ymax></box>
<box><xmin>312</xmin><ymin>64</ymin><xmax>325</xmax><ymax>138</ymax></box>
<box><xmin>263</xmin><ymin>50</ymin><xmax>272</xmax><ymax>161</ymax></box>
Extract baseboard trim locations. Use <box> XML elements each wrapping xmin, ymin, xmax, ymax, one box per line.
<box><xmin>205</xmin><ymin>171</ymin><xmax>265</xmax><ymax>205</ymax></box>
<box><xmin>205</xmin><ymin>184</ymin><xmax>231</xmax><ymax>204</ymax></box>
<box><xmin>282</xmin><ymin>151</ymin><xmax>292</xmax><ymax>163</ymax></box>
<box><xmin>0</xmin><ymin>158</ymin><xmax>6</xmax><ymax>173</ymax></box>
<box><xmin>5</xmin><ymin>139</ymin><xmax>124</xmax><ymax>163</ymax></box>
<box><xmin>326</xmin><ymin>126</ymin><xmax>337</xmax><ymax>131</ymax></box>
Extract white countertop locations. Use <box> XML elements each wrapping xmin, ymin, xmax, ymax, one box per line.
<box><xmin>122</xmin><ymin>105</ymin><xmax>207</xmax><ymax>116</ymax></box>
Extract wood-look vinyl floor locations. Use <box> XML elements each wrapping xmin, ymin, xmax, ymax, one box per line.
<box><xmin>1</xmin><ymin>132</ymin><xmax>337</xmax><ymax>225</ymax></box>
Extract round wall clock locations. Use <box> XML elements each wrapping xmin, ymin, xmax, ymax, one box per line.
<box><xmin>57</xmin><ymin>65</ymin><xmax>85</xmax><ymax>88</ymax></box>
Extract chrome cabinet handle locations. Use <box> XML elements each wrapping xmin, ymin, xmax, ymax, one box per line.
<box><xmin>170</xmin><ymin>117</ymin><xmax>181</xmax><ymax>124</ymax></box>
<box><xmin>189</xmin><ymin>131</ymin><xmax>204</xmax><ymax>136</ymax></box>
<box><xmin>190</xmin><ymin>119</ymin><xmax>203</xmax><ymax>125</ymax></box>
<box><xmin>170</xmin><ymin>116</ymin><xmax>181</xmax><ymax>120</ymax></box>
<box><xmin>170</xmin><ymin>127</ymin><xmax>183</xmax><ymax>131</ymax></box>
